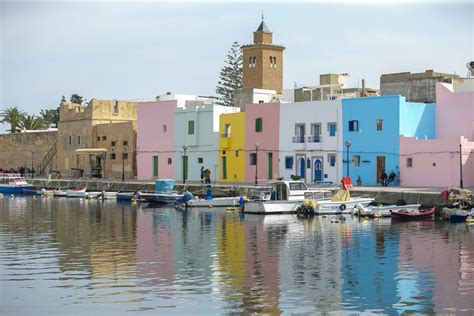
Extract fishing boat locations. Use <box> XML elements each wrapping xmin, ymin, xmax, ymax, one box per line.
<box><xmin>440</xmin><ymin>207</ymin><xmax>473</xmax><ymax>223</ymax></box>
<box><xmin>244</xmin><ymin>180</ymin><xmax>333</xmax><ymax>214</ymax></box>
<box><xmin>116</xmin><ymin>192</ymin><xmax>141</xmax><ymax>202</ymax></box>
<box><xmin>353</xmin><ymin>204</ymin><xmax>421</xmax><ymax>218</ymax></box>
<box><xmin>139</xmin><ymin>179</ymin><xmax>183</xmax><ymax>204</ymax></box>
<box><xmin>66</xmin><ymin>187</ymin><xmax>101</xmax><ymax>198</ymax></box>
<box><xmin>391</xmin><ymin>207</ymin><xmax>435</xmax><ymax>221</ymax></box>
<box><xmin>0</xmin><ymin>173</ymin><xmax>33</xmax><ymax>194</ymax></box>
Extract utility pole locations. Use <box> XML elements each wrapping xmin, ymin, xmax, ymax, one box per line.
<box><xmin>254</xmin><ymin>143</ymin><xmax>260</xmax><ymax>185</ymax></box>
<box><xmin>459</xmin><ymin>143</ymin><xmax>464</xmax><ymax>188</ymax></box>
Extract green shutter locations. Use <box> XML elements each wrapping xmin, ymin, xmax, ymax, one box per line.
<box><xmin>268</xmin><ymin>153</ymin><xmax>273</xmax><ymax>179</ymax></box>
<box><xmin>152</xmin><ymin>156</ymin><xmax>158</xmax><ymax>177</ymax></box>
<box><xmin>255</xmin><ymin>117</ymin><xmax>263</xmax><ymax>132</ymax></box>
<box><xmin>222</xmin><ymin>157</ymin><xmax>227</xmax><ymax>180</ymax></box>
<box><xmin>188</xmin><ymin>120</ymin><xmax>195</xmax><ymax>135</ymax></box>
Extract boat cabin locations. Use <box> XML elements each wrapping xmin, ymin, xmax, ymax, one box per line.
<box><xmin>267</xmin><ymin>180</ymin><xmax>330</xmax><ymax>201</ymax></box>
<box><xmin>0</xmin><ymin>173</ymin><xmax>29</xmax><ymax>186</ymax></box>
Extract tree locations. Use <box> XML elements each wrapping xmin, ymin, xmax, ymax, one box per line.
<box><xmin>216</xmin><ymin>41</ymin><xmax>243</xmax><ymax>106</ymax></box>
<box><xmin>39</xmin><ymin>108</ymin><xmax>60</xmax><ymax>128</ymax></box>
<box><xmin>18</xmin><ymin>114</ymin><xmax>47</xmax><ymax>131</ymax></box>
<box><xmin>70</xmin><ymin>94</ymin><xmax>83</xmax><ymax>104</ymax></box>
<box><xmin>0</xmin><ymin>106</ymin><xmax>26</xmax><ymax>133</ymax></box>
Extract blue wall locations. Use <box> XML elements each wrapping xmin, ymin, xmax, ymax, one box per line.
<box><xmin>342</xmin><ymin>95</ymin><xmax>435</xmax><ymax>186</ymax></box>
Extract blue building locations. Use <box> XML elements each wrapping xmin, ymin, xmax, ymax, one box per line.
<box><xmin>342</xmin><ymin>95</ymin><xmax>435</xmax><ymax>186</ymax></box>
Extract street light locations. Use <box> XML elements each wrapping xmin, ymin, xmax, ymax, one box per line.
<box><xmin>254</xmin><ymin>143</ymin><xmax>260</xmax><ymax>186</ymax></box>
<box><xmin>459</xmin><ymin>143</ymin><xmax>464</xmax><ymax>189</ymax></box>
<box><xmin>182</xmin><ymin>145</ymin><xmax>188</xmax><ymax>184</ymax></box>
<box><xmin>345</xmin><ymin>140</ymin><xmax>351</xmax><ymax>178</ymax></box>
<box><xmin>122</xmin><ymin>146</ymin><xmax>127</xmax><ymax>182</ymax></box>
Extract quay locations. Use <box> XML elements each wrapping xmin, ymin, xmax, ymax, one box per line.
<box><xmin>26</xmin><ymin>177</ymin><xmax>473</xmax><ymax>207</ymax></box>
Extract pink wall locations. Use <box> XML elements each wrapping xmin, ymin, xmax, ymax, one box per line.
<box><xmin>400</xmin><ymin>136</ymin><xmax>474</xmax><ymax>187</ymax></box>
<box><xmin>244</xmin><ymin>102</ymin><xmax>280</xmax><ymax>183</ymax></box>
<box><xmin>137</xmin><ymin>100</ymin><xmax>176</xmax><ymax>180</ymax></box>
<box><xmin>436</xmin><ymin>83</ymin><xmax>474</xmax><ymax>141</ymax></box>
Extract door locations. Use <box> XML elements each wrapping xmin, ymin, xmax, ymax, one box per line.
<box><xmin>267</xmin><ymin>153</ymin><xmax>273</xmax><ymax>180</ymax></box>
<box><xmin>183</xmin><ymin>155</ymin><xmax>188</xmax><ymax>181</ymax></box>
<box><xmin>299</xmin><ymin>157</ymin><xmax>306</xmax><ymax>179</ymax></box>
<box><xmin>314</xmin><ymin>158</ymin><xmax>323</xmax><ymax>182</ymax></box>
<box><xmin>376</xmin><ymin>156</ymin><xmax>385</xmax><ymax>183</ymax></box>
<box><xmin>222</xmin><ymin>156</ymin><xmax>227</xmax><ymax>180</ymax></box>
<box><xmin>152</xmin><ymin>156</ymin><xmax>158</xmax><ymax>177</ymax></box>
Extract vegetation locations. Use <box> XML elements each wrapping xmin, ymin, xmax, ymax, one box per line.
<box><xmin>70</xmin><ymin>94</ymin><xmax>84</xmax><ymax>104</ymax></box>
<box><xmin>39</xmin><ymin>108</ymin><xmax>60</xmax><ymax>128</ymax></box>
<box><xmin>0</xmin><ymin>106</ymin><xmax>26</xmax><ymax>133</ymax></box>
<box><xmin>216</xmin><ymin>41</ymin><xmax>243</xmax><ymax>106</ymax></box>
<box><xmin>18</xmin><ymin>114</ymin><xmax>48</xmax><ymax>130</ymax></box>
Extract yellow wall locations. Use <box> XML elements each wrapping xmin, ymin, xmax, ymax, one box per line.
<box><xmin>218</xmin><ymin>112</ymin><xmax>245</xmax><ymax>182</ymax></box>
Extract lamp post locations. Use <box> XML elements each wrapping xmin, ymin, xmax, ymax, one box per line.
<box><xmin>459</xmin><ymin>143</ymin><xmax>464</xmax><ymax>189</ymax></box>
<box><xmin>122</xmin><ymin>146</ymin><xmax>127</xmax><ymax>182</ymax></box>
<box><xmin>254</xmin><ymin>143</ymin><xmax>260</xmax><ymax>186</ymax></box>
<box><xmin>345</xmin><ymin>140</ymin><xmax>351</xmax><ymax>178</ymax></box>
<box><xmin>182</xmin><ymin>145</ymin><xmax>188</xmax><ymax>184</ymax></box>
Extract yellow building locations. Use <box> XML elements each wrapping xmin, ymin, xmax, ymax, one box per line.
<box><xmin>218</xmin><ymin>112</ymin><xmax>246</xmax><ymax>182</ymax></box>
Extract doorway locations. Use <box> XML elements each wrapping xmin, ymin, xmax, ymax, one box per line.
<box><xmin>298</xmin><ymin>157</ymin><xmax>306</xmax><ymax>180</ymax></box>
<box><xmin>376</xmin><ymin>156</ymin><xmax>385</xmax><ymax>183</ymax></box>
<box><xmin>314</xmin><ymin>158</ymin><xmax>323</xmax><ymax>182</ymax></box>
<box><xmin>222</xmin><ymin>156</ymin><xmax>227</xmax><ymax>180</ymax></box>
<box><xmin>267</xmin><ymin>152</ymin><xmax>273</xmax><ymax>180</ymax></box>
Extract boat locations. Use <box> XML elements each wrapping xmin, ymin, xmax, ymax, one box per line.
<box><xmin>184</xmin><ymin>196</ymin><xmax>241</xmax><ymax>207</ymax></box>
<box><xmin>66</xmin><ymin>187</ymin><xmax>101</xmax><ymax>198</ymax></box>
<box><xmin>244</xmin><ymin>180</ymin><xmax>333</xmax><ymax>214</ymax></box>
<box><xmin>139</xmin><ymin>179</ymin><xmax>184</xmax><ymax>204</ymax></box>
<box><xmin>53</xmin><ymin>190</ymin><xmax>68</xmax><ymax>197</ymax></box>
<box><xmin>22</xmin><ymin>188</ymin><xmax>45</xmax><ymax>196</ymax></box>
<box><xmin>391</xmin><ymin>207</ymin><xmax>435</xmax><ymax>220</ymax></box>
<box><xmin>99</xmin><ymin>191</ymin><xmax>118</xmax><ymax>200</ymax></box>
<box><xmin>440</xmin><ymin>206</ymin><xmax>473</xmax><ymax>223</ymax></box>
<box><xmin>353</xmin><ymin>204</ymin><xmax>421</xmax><ymax>218</ymax></box>
<box><xmin>0</xmin><ymin>173</ymin><xmax>33</xmax><ymax>194</ymax></box>
<box><xmin>116</xmin><ymin>192</ymin><xmax>142</xmax><ymax>202</ymax></box>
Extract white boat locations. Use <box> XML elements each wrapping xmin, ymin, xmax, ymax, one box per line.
<box><xmin>244</xmin><ymin>180</ymin><xmax>333</xmax><ymax>214</ymax></box>
<box><xmin>53</xmin><ymin>190</ymin><xmax>68</xmax><ymax>197</ymax></box>
<box><xmin>353</xmin><ymin>204</ymin><xmax>421</xmax><ymax>218</ymax></box>
<box><xmin>66</xmin><ymin>187</ymin><xmax>101</xmax><ymax>198</ymax></box>
<box><xmin>184</xmin><ymin>196</ymin><xmax>241</xmax><ymax>207</ymax></box>
<box><xmin>0</xmin><ymin>173</ymin><xmax>33</xmax><ymax>194</ymax></box>
<box><xmin>314</xmin><ymin>197</ymin><xmax>374</xmax><ymax>215</ymax></box>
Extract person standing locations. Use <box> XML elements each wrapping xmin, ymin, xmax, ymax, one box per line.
<box><xmin>200</xmin><ymin>166</ymin><xmax>205</xmax><ymax>184</ymax></box>
<box><xmin>204</xmin><ymin>168</ymin><xmax>211</xmax><ymax>185</ymax></box>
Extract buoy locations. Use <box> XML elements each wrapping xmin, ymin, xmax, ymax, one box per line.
<box><xmin>364</xmin><ymin>216</ymin><xmax>369</xmax><ymax>220</ymax></box>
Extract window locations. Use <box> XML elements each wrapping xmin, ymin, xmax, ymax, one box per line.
<box><xmin>222</xmin><ymin>150</ymin><xmax>226</xmax><ymax>155</ymax></box>
<box><xmin>294</xmin><ymin>123</ymin><xmax>305</xmax><ymax>143</ymax></box>
<box><xmin>111</xmin><ymin>141</ymin><xmax>116</xmax><ymax>147</ymax></box>
<box><xmin>377</xmin><ymin>119</ymin><xmax>383</xmax><ymax>131</ymax></box>
<box><xmin>97</xmin><ymin>136</ymin><xmax>100</xmax><ymax>141</ymax></box>
<box><xmin>110</xmin><ymin>153</ymin><xmax>116</xmax><ymax>160</ymax></box>
<box><xmin>122</xmin><ymin>152</ymin><xmax>128</xmax><ymax>160</ymax></box>
<box><xmin>152</xmin><ymin>156</ymin><xmax>158</xmax><ymax>177</ymax></box>
<box><xmin>69</xmin><ymin>135</ymin><xmax>72</xmax><ymax>145</ymax></box>
<box><xmin>188</xmin><ymin>120</ymin><xmax>195</xmax><ymax>135</ymax></box>
<box><xmin>168</xmin><ymin>158</ymin><xmax>172</xmax><ymax>165</ymax></box>
<box><xmin>352</xmin><ymin>155</ymin><xmax>360</xmax><ymax>167</ymax></box>
<box><xmin>123</xmin><ymin>140</ymin><xmax>128</xmax><ymax>146</ymax></box>
<box><xmin>102</xmin><ymin>136</ymin><xmax>107</xmax><ymax>141</ymax></box>
<box><xmin>249</xmin><ymin>56</ymin><xmax>256</xmax><ymax>68</ymax></box>
<box><xmin>163</xmin><ymin>125</ymin><xmax>167</xmax><ymax>132</ymax></box>
<box><xmin>328</xmin><ymin>154</ymin><xmax>336</xmax><ymax>167</ymax></box>
<box><xmin>285</xmin><ymin>156</ymin><xmax>294</xmax><ymax>169</ymax></box>
<box><xmin>310</xmin><ymin>123</ymin><xmax>321</xmax><ymax>142</ymax></box>
<box><xmin>306</xmin><ymin>158</ymin><xmax>311</xmax><ymax>169</ymax></box>
<box><xmin>328</xmin><ymin>123</ymin><xmax>337</xmax><ymax>137</ymax></box>
<box><xmin>255</xmin><ymin>117</ymin><xmax>263</xmax><ymax>133</ymax></box>
<box><xmin>407</xmin><ymin>157</ymin><xmax>413</xmax><ymax>168</ymax></box>
<box><xmin>113</xmin><ymin>100</ymin><xmax>119</xmax><ymax>114</ymax></box>
<box><xmin>235</xmin><ymin>150</ymin><xmax>239</xmax><ymax>157</ymax></box>
<box><xmin>224</xmin><ymin>124</ymin><xmax>231</xmax><ymax>138</ymax></box>
<box><xmin>349</xmin><ymin>120</ymin><xmax>359</xmax><ymax>132</ymax></box>
<box><xmin>250</xmin><ymin>153</ymin><xmax>257</xmax><ymax>165</ymax></box>
<box><xmin>78</xmin><ymin>135</ymin><xmax>81</xmax><ymax>145</ymax></box>
<box><xmin>198</xmin><ymin>157</ymin><xmax>203</xmax><ymax>163</ymax></box>
<box><xmin>258</xmin><ymin>100</ymin><xmax>264</xmax><ymax>104</ymax></box>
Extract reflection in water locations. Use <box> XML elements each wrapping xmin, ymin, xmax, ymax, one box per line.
<box><xmin>0</xmin><ymin>198</ymin><xmax>473</xmax><ymax>314</ymax></box>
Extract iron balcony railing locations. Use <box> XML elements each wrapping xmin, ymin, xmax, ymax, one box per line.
<box><xmin>307</xmin><ymin>135</ymin><xmax>322</xmax><ymax>143</ymax></box>
<box><xmin>292</xmin><ymin>136</ymin><xmax>305</xmax><ymax>143</ymax></box>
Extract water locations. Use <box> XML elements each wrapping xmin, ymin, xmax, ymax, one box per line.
<box><xmin>1</xmin><ymin>197</ymin><xmax>473</xmax><ymax>315</ymax></box>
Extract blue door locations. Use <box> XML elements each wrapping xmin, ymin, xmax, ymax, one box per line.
<box><xmin>314</xmin><ymin>159</ymin><xmax>322</xmax><ymax>182</ymax></box>
<box><xmin>299</xmin><ymin>157</ymin><xmax>306</xmax><ymax>179</ymax></box>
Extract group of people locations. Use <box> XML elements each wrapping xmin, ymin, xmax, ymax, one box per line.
<box><xmin>379</xmin><ymin>170</ymin><xmax>396</xmax><ymax>186</ymax></box>
<box><xmin>200</xmin><ymin>166</ymin><xmax>211</xmax><ymax>184</ymax></box>
<box><xmin>0</xmin><ymin>166</ymin><xmax>35</xmax><ymax>178</ymax></box>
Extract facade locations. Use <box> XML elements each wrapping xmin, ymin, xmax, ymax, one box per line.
<box><xmin>174</xmin><ymin>101</ymin><xmax>240</xmax><ymax>183</ymax></box>
<box><xmin>57</xmin><ymin>99</ymin><xmax>137</xmax><ymax>179</ymax></box>
<box><xmin>218</xmin><ymin>112</ymin><xmax>246</xmax><ymax>182</ymax></box>
<box><xmin>244</xmin><ymin>102</ymin><xmax>280</xmax><ymax>183</ymax></box>
<box><xmin>380</xmin><ymin>69</ymin><xmax>463</xmax><ymax>103</ymax></box>
<box><xmin>342</xmin><ymin>95</ymin><xmax>435</xmax><ymax>186</ymax></box>
<box><xmin>242</xmin><ymin>19</ymin><xmax>285</xmax><ymax>94</ymax></box>
<box><xmin>279</xmin><ymin>100</ymin><xmax>343</xmax><ymax>184</ymax></box>
<box><xmin>400</xmin><ymin>81</ymin><xmax>474</xmax><ymax>187</ymax></box>
<box><xmin>233</xmin><ymin>88</ymin><xmax>277</xmax><ymax>109</ymax></box>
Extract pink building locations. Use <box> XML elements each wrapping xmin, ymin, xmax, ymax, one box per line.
<box><xmin>400</xmin><ymin>82</ymin><xmax>474</xmax><ymax>187</ymax></box>
<box><xmin>244</xmin><ymin>102</ymin><xmax>280</xmax><ymax>183</ymax></box>
<box><xmin>137</xmin><ymin>100</ymin><xmax>176</xmax><ymax>180</ymax></box>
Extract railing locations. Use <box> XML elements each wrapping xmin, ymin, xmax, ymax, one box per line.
<box><xmin>292</xmin><ymin>136</ymin><xmax>306</xmax><ymax>143</ymax></box>
<box><xmin>38</xmin><ymin>140</ymin><xmax>57</xmax><ymax>175</ymax></box>
<box><xmin>307</xmin><ymin>135</ymin><xmax>322</xmax><ymax>143</ymax></box>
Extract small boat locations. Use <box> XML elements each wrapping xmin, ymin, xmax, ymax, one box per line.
<box><xmin>22</xmin><ymin>188</ymin><xmax>45</xmax><ymax>196</ymax></box>
<box><xmin>0</xmin><ymin>173</ymin><xmax>33</xmax><ymax>194</ymax></box>
<box><xmin>353</xmin><ymin>204</ymin><xmax>421</xmax><ymax>218</ymax></box>
<box><xmin>66</xmin><ymin>187</ymin><xmax>101</xmax><ymax>198</ymax></box>
<box><xmin>139</xmin><ymin>179</ymin><xmax>184</xmax><ymax>204</ymax></box>
<box><xmin>53</xmin><ymin>190</ymin><xmax>68</xmax><ymax>197</ymax></box>
<box><xmin>440</xmin><ymin>207</ymin><xmax>473</xmax><ymax>223</ymax></box>
<box><xmin>99</xmin><ymin>191</ymin><xmax>118</xmax><ymax>200</ymax></box>
<box><xmin>116</xmin><ymin>192</ymin><xmax>140</xmax><ymax>201</ymax></box>
<box><xmin>184</xmin><ymin>196</ymin><xmax>241</xmax><ymax>207</ymax></box>
<box><xmin>391</xmin><ymin>207</ymin><xmax>435</xmax><ymax>220</ymax></box>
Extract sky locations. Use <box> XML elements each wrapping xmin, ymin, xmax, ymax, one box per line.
<box><xmin>0</xmin><ymin>1</ymin><xmax>473</xmax><ymax>131</ymax></box>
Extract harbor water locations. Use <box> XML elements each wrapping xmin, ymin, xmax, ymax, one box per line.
<box><xmin>1</xmin><ymin>197</ymin><xmax>473</xmax><ymax>314</ymax></box>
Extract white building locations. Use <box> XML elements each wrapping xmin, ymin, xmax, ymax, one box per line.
<box><xmin>278</xmin><ymin>100</ymin><xmax>343</xmax><ymax>184</ymax></box>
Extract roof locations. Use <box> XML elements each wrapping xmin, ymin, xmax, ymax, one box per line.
<box><xmin>256</xmin><ymin>20</ymin><xmax>271</xmax><ymax>33</ymax></box>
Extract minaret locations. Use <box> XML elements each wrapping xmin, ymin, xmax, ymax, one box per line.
<box><xmin>241</xmin><ymin>17</ymin><xmax>285</xmax><ymax>94</ymax></box>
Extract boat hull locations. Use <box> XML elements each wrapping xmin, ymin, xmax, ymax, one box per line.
<box><xmin>139</xmin><ymin>192</ymin><xmax>183</xmax><ymax>204</ymax></box>
<box><xmin>0</xmin><ymin>185</ymin><xmax>33</xmax><ymax>194</ymax></box>
<box><xmin>354</xmin><ymin>204</ymin><xmax>421</xmax><ymax>218</ymax></box>
<box><xmin>391</xmin><ymin>207</ymin><xmax>435</xmax><ymax>221</ymax></box>
<box><xmin>244</xmin><ymin>200</ymin><xmax>300</xmax><ymax>214</ymax></box>
<box><xmin>185</xmin><ymin>197</ymin><xmax>241</xmax><ymax>207</ymax></box>
<box><xmin>314</xmin><ymin>198</ymin><xmax>374</xmax><ymax>215</ymax></box>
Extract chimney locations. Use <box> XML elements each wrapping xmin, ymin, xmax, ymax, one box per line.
<box><xmin>361</xmin><ymin>79</ymin><xmax>366</xmax><ymax>97</ymax></box>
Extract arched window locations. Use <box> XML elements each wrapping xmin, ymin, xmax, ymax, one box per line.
<box><xmin>273</xmin><ymin>56</ymin><xmax>277</xmax><ymax>68</ymax></box>
<box><xmin>252</xmin><ymin>57</ymin><xmax>257</xmax><ymax>68</ymax></box>
<box><xmin>249</xmin><ymin>57</ymin><xmax>253</xmax><ymax>68</ymax></box>
<box><xmin>269</xmin><ymin>56</ymin><xmax>273</xmax><ymax>68</ymax></box>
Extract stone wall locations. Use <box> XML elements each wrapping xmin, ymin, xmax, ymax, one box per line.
<box><xmin>0</xmin><ymin>131</ymin><xmax>57</xmax><ymax>172</ymax></box>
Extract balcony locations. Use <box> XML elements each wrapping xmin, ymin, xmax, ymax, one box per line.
<box><xmin>292</xmin><ymin>136</ymin><xmax>306</xmax><ymax>143</ymax></box>
<box><xmin>307</xmin><ymin>135</ymin><xmax>322</xmax><ymax>143</ymax></box>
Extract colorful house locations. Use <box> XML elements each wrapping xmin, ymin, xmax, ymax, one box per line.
<box><xmin>244</xmin><ymin>102</ymin><xmax>280</xmax><ymax>183</ymax></box>
<box><xmin>400</xmin><ymin>81</ymin><xmax>474</xmax><ymax>187</ymax></box>
<box><xmin>342</xmin><ymin>95</ymin><xmax>435</xmax><ymax>186</ymax></box>
<box><xmin>174</xmin><ymin>101</ymin><xmax>239</xmax><ymax>183</ymax></box>
<box><xmin>218</xmin><ymin>112</ymin><xmax>246</xmax><ymax>182</ymax></box>
<box><xmin>279</xmin><ymin>100</ymin><xmax>342</xmax><ymax>184</ymax></box>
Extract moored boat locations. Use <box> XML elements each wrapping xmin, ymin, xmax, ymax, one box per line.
<box><xmin>391</xmin><ymin>207</ymin><xmax>435</xmax><ymax>220</ymax></box>
<box><xmin>66</xmin><ymin>187</ymin><xmax>101</xmax><ymax>198</ymax></box>
<box><xmin>0</xmin><ymin>173</ymin><xmax>33</xmax><ymax>194</ymax></box>
<box><xmin>353</xmin><ymin>204</ymin><xmax>421</xmax><ymax>218</ymax></box>
<box><xmin>440</xmin><ymin>207</ymin><xmax>473</xmax><ymax>223</ymax></box>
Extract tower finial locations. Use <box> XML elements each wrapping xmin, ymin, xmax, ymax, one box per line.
<box><xmin>262</xmin><ymin>12</ymin><xmax>264</xmax><ymax>21</ymax></box>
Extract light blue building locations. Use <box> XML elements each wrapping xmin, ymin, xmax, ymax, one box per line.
<box><xmin>342</xmin><ymin>95</ymin><xmax>435</xmax><ymax>186</ymax></box>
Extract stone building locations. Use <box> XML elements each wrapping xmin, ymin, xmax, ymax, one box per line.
<box><xmin>380</xmin><ymin>69</ymin><xmax>463</xmax><ymax>103</ymax></box>
<box><xmin>56</xmin><ymin>99</ymin><xmax>137</xmax><ymax>179</ymax></box>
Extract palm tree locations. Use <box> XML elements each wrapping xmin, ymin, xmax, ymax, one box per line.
<box><xmin>0</xmin><ymin>107</ymin><xmax>26</xmax><ymax>133</ymax></box>
<box><xmin>39</xmin><ymin>108</ymin><xmax>59</xmax><ymax>128</ymax></box>
<box><xmin>18</xmin><ymin>115</ymin><xmax>47</xmax><ymax>131</ymax></box>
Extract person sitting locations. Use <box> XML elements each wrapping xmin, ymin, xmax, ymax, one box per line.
<box><xmin>386</xmin><ymin>171</ymin><xmax>396</xmax><ymax>186</ymax></box>
<box><xmin>379</xmin><ymin>171</ymin><xmax>388</xmax><ymax>186</ymax></box>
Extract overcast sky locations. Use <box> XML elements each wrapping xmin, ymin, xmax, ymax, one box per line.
<box><xmin>1</xmin><ymin>1</ymin><xmax>473</xmax><ymax>131</ymax></box>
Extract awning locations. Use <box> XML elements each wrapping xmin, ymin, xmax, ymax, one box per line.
<box><xmin>75</xmin><ymin>148</ymin><xmax>108</xmax><ymax>155</ymax></box>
